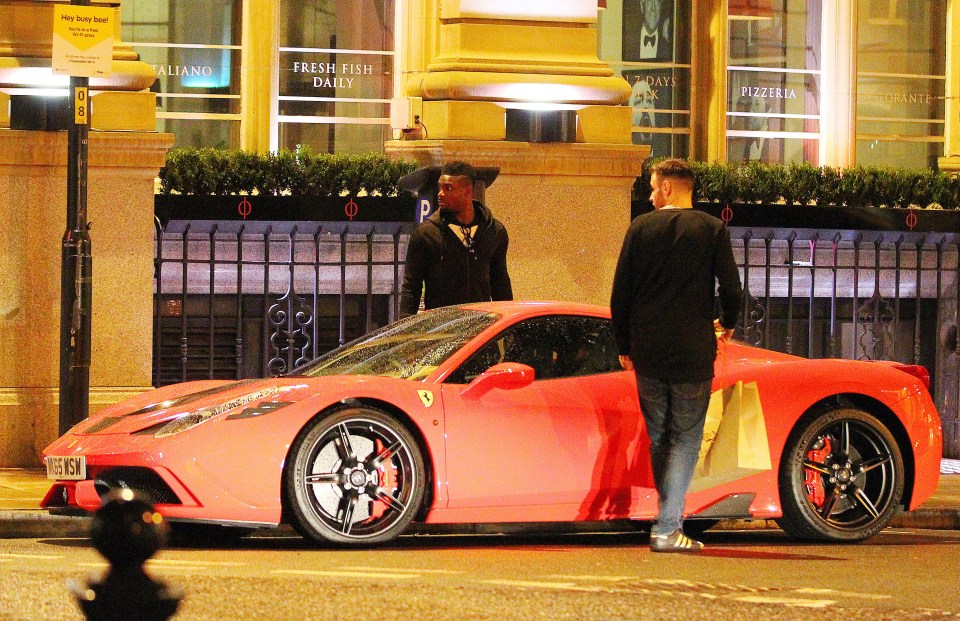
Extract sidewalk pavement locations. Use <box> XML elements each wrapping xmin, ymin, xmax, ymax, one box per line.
<box><xmin>2</xmin><ymin>463</ymin><xmax>959</xmax><ymax>539</ymax></box>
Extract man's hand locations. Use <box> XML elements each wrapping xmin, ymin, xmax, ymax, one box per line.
<box><xmin>619</xmin><ymin>354</ymin><xmax>634</xmax><ymax>371</ymax></box>
<box><xmin>714</xmin><ymin>319</ymin><xmax>734</xmax><ymax>342</ymax></box>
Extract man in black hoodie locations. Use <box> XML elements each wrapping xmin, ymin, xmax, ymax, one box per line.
<box><xmin>399</xmin><ymin>161</ymin><xmax>513</xmax><ymax>318</ymax></box>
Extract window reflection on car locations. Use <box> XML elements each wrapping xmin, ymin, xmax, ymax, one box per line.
<box><xmin>290</xmin><ymin>308</ymin><xmax>499</xmax><ymax>379</ymax></box>
<box><xmin>447</xmin><ymin>315</ymin><xmax>622</xmax><ymax>384</ymax></box>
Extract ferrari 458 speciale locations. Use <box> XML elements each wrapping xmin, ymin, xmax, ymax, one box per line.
<box><xmin>43</xmin><ymin>302</ymin><xmax>941</xmax><ymax>546</ymax></box>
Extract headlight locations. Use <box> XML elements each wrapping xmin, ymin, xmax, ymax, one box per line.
<box><xmin>134</xmin><ymin>386</ymin><xmax>299</xmax><ymax>438</ymax></box>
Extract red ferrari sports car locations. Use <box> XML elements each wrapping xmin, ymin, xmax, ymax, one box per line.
<box><xmin>42</xmin><ymin>301</ymin><xmax>941</xmax><ymax>546</ymax></box>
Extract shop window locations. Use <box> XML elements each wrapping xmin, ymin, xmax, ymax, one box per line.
<box><xmin>726</xmin><ymin>0</ymin><xmax>821</xmax><ymax>165</ymax></box>
<box><xmin>277</xmin><ymin>0</ymin><xmax>395</xmax><ymax>154</ymax></box>
<box><xmin>601</xmin><ymin>0</ymin><xmax>692</xmax><ymax>159</ymax></box>
<box><xmin>121</xmin><ymin>0</ymin><xmax>242</xmax><ymax>149</ymax></box>
<box><xmin>855</xmin><ymin>0</ymin><xmax>946</xmax><ymax>169</ymax></box>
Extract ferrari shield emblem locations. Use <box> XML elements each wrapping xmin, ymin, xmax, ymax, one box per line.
<box><xmin>417</xmin><ymin>390</ymin><xmax>434</xmax><ymax>408</ymax></box>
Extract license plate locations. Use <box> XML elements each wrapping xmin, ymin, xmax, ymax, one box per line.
<box><xmin>46</xmin><ymin>456</ymin><xmax>86</xmax><ymax>480</ymax></box>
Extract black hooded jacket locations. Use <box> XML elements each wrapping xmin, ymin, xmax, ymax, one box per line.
<box><xmin>399</xmin><ymin>201</ymin><xmax>512</xmax><ymax>317</ymax></box>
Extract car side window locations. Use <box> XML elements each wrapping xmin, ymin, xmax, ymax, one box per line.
<box><xmin>446</xmin><ymin>316</ymin><xmax>621</xmax><ymax>384</ymax></box>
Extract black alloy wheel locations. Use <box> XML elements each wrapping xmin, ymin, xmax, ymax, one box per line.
<box><xmin>285</xmin><ymin>407</ymin><xmax>426</xmax><ymax>546</ymax></box>
<box><xmin>777</xmin><ymin>408</ymin><xmax>904</xmax><ymax>542</ymax></box>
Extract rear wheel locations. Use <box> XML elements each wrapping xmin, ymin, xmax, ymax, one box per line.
<box><xmin>285</xmin><ymin>407</ymin><xmax>426</xmax><ymax>546</ymax></box>
<box><xmin>777</xmin><ymin>408</ymin><xmax>904</xmax><ymax>542</ymax></box>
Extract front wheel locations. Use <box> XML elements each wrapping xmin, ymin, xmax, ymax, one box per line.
<box><xmin>777</xmin><ymin>408</ymin><xmax>904</xmax><ymax>542</ymax></box>
<box><xmin>285</xmin><ymin>407</ymin><xmax>426</xmax><ymax>546</ymax></box>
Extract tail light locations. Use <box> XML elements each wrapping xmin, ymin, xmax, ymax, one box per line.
<box><xmin>889</xmin><ymin>363</ymin><xmax>930</xmax><ymax>390</ymax></box>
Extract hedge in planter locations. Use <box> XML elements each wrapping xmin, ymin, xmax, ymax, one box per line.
<box><xmin>158</xmin><ymin>147</ymin><xmax>419</xmax><ymax>198</ymax></box>
<box><xmin>638</xmin><ymin>159</ymin><xmax>960</xmax><ymax>210</ymax></box>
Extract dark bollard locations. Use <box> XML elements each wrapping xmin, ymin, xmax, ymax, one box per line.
<box><xmin>69</xmin><ymin>490</ymin><xmax>183</xmax><ymax>621</ymax></box>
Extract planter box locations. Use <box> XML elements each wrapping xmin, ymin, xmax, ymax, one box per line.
<box><xmin>155</xmin><ymin>194</ymin><xmax>416</xmax><ymax>225</ymax></box>
<box><xmin>694</xmin><ymin>203</ymin><xmax>960</xmax><ymax>236</ymax></box>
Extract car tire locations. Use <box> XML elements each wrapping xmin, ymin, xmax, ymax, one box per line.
<box><xmin>285</xmin><ymin>406</ymin><xmax>426</xmax><ymax>546</ymax></box>
<box><xmin>777</xmin><ymin>408</ymin><xmax>904</xmax><ymax>542</ymax></box>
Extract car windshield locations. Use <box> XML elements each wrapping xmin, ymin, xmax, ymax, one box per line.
<box><xmin>290</xmin><ymin>307</ymin><xmax>500</xmax><ymax>380</ymax></box>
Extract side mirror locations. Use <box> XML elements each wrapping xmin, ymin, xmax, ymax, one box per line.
<box><xmin>461</xmin><ymin>363</ymin><xmax>535</xmax><ymax>400</ymax></box>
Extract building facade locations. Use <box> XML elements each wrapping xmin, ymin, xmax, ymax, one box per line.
<box><xmin>115</xmin><ymin>0</ymin><xmax>960</xmax><ymax>171</ymax></box>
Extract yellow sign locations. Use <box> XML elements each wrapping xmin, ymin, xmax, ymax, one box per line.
<box><xmin>74</xmin><ymin>86</ymin><xmax>88</xmax><ymax>125</ymax></box>
<box><xmin>52</xmin><ymin>4</ymin><xmax>113</xmax><ymax>77</ymax></box>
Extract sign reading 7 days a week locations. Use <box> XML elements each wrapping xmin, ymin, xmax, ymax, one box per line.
<box><xmin>52</xmin><ymin>4</ymin><xmax>113</xmax><ymax>77</ymax></box>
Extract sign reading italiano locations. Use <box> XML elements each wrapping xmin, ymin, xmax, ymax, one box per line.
<box><xmin>52</xmin><ymin>4</ymin><xmax>113</xmax><ymax>77</ymax></box>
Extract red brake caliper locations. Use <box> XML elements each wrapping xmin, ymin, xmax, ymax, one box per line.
<box><xmin>369</xmin><ymin>438</ymin><xmax>397</xmax><ymax>520</ymax></box>
<box><xmin>804</xmin><ymin>436</ymin><xmax>832</xmax><ymax>508</ymax></box>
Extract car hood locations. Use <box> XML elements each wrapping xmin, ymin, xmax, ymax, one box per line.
<box><xmin>67</xmin><ymin>377</ymin><xmax>328</xmax><ymax>436</ymax></box>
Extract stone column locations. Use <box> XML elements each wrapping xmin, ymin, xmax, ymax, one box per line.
<box><xmin>0</xmin><ymin>131</ymin><xmax>172</xmax><ymax>466</ymax></box>
<box><xmin>939</xmin><ymin>0</ymin><xmax>960</xmax><ymax>173</ymax></box>
<box><xmin>819</xmin><ymin>0</ymin><xmax>857</xmax><ymax>167</ymax></box>
<box><xmin>689</xmin><ymin>0</ymin><xmax>728</xmax><ymax>163</ymax></box>
<box><xmin>241</xmin><ymin>0</ymin><xmax>279</xmax><ymax>153</ymax></box>
<box><xmin>386</xmin><ymin>140</ymin><xmax>647</xmax><ymax>305</ymax></box>
<box><xmin>397</xmin><ymin>0</ymin><xmax>632</xmax><ymax>142</ymax></box>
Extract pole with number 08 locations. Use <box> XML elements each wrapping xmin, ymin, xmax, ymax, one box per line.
<box><xmin>59</xmin><ymin>0</ymin><xmax>93</xmax><ymax>435</ymax></box>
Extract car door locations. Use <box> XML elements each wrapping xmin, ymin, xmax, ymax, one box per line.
<box><xmin>439</xmin><ymin>315</ymin><xmax>645</xmax><ymax>520</ymax></box>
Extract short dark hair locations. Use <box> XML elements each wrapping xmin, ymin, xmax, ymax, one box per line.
<box><xmin>440</xmin><ymin>160</ymin><xmax>477</xmax><ymax>185</ymax></box>
<box><xmin>651</xmin><ymin>158</ymin><xmax>694</xmax><ymax>189</ymax></box>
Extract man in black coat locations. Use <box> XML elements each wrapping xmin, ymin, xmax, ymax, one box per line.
<box><xmin>610</xmin><ymin>158</ymin><xmax>742</xmax><ymax>553</ymax></box>
<box><xmin>399</xmin><ymin>161</ymin><xmax>513</xmax><ymax>318</ymax></box>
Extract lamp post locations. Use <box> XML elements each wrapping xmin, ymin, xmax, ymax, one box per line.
<box><xmin>59</xmin><ymin>0</ymin><xmax>93</xmax><ymax>435</ymax></box>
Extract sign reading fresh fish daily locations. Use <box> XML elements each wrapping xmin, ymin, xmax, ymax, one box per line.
<box><xmin>52</xmin><ymin>4</ymin><xmax>114</xmax><ymax>77</ymax></box>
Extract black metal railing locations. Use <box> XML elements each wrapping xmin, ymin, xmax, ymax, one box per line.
<box><xmin>153</xmin><ymin>220</ymin><xmax>412</xmax><ymax>386</ymax></box>
<box><xmin>729</xmin><ymin>227</ymin><xmax>959</xmax><ymax>458</ymax></box>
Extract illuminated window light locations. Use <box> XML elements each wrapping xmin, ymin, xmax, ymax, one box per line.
<box><xmin>0</xmin><ymin>67</ymin><xmax>70</xmax><ymax>89</ymax></box>
<box><xmin>453</xmin><ymin>0</ymin><xmax>599</xmax><ymax>22</ymax></box>
<box><xmin>487</xmin><ymin>83</ymin><xmax>594</xmax><ymax>105</ymax></box>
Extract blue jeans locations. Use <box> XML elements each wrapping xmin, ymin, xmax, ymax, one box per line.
<box><xmin>636</xmin><ymin>374</ymin><xmax>712</xmax><ymax>536</ymax></box>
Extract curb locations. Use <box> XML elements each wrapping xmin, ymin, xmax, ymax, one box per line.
<box><xmin>889</xmin><ymin>507</ymin><xmax>960</xmax><ymax>530</ymax></box>
<box><xmin>716</xmin><ymin>508</ymin><xmax>960</xmax><ymax>532</ymax></box>
<box><xmin>1</xmin><ymin>509</ymin><xmax>958</xmax><ymax>540</ymax></box>
<box><xmin>0</xmin><ymin>511</ymin><xmax>91</xmax><ymax>539</ymax></box>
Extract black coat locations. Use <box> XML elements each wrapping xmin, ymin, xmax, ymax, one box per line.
<box><xmin>610</xmin><ymin>207</ymin><xmax>742</xmax><ymax>382</ymax></box>
<box><xmin>399</xmin><ymin>201</ymin><xmax>512</xmax><ymax>317</ymax></box>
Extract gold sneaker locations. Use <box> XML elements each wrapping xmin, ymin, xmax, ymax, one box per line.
<box><xmin>650</xmin><ymin>530</ymin><xmax>704</xmax><ymax>554</ymax></box>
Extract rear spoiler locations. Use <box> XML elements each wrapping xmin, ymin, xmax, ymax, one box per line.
<box><xmin>873</xmin><ymin>361</ymin><xmax>930</xmax><ymax>390</ymax></box>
